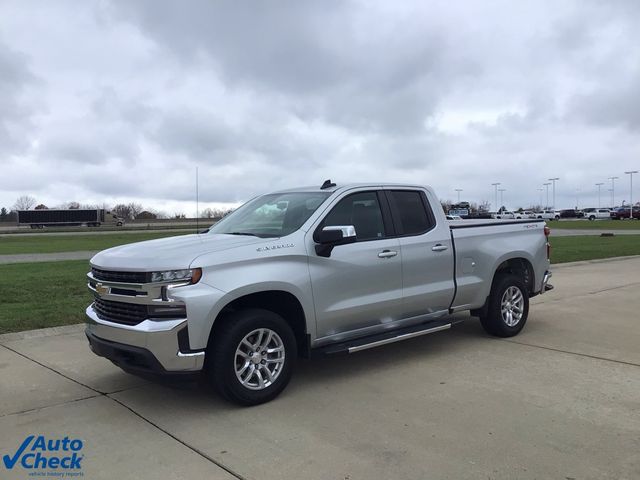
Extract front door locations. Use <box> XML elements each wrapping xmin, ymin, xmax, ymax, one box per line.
<box><xmin>307</xmin><ymin>190</ymin><xmax>403</xmax><ymax>341</ymax></box>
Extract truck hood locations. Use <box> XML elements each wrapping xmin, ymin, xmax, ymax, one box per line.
<box><xmin>90</xmin><ymin>233</ymin><xmax>264</xmax><ymax>271</ymax></box>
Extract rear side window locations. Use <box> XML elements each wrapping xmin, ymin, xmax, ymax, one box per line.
<box><xmin>387</xmin><ymin>190</ymin><xmax>434</xmax><ymax>236</ymax></box>
<box><xmin>321</xmin><ymin>191</ymin><xmax>386</xmax><ymax>241</ymax></box>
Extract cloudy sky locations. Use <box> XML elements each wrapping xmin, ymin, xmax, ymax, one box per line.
<box><xmin>1</xmin><ymin>0</ymin><xmax>639</xmax><ymax>215</ymax></box>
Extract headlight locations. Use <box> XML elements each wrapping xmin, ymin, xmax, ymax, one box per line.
<box><xmin>150</xmin><ymin>268</ymin><xmax>202</xmax><ymax>284</ymax></box>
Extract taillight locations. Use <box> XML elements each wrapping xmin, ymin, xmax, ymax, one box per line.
<box><xmin>544</xmin><ymin>225</ymin><xmax>551</xmax><ymax>259</ymax></box>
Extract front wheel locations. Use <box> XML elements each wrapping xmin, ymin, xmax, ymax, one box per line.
<box><xmin>480</xmin><ymin>274</ymin><xmax>529</xmax><ymax>337</ymax></box>
<box><xmin>206</xmin><ymin>309</ymin><xmax>296</xmax><ymax>406</ymax></box>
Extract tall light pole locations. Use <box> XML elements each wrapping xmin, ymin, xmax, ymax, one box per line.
<box><xmin>548</xmin><ymin>177</ymin><xmax>559</xmax><ymax>210</ymax></box>
<box><xmin>537</xmin><ymin>188</ymin><xmax>543</xmax><ymax>208</ymax></box>
<box><xmin>455</xmin><ymin>189</ymin><xmax>463</xmax><ymax>203</ymax></box>
<box><xmin>595</xmin><ymin>183</ymin><xmax>604</xmax><ymax>208</ymax></box>
<box><xmin>575</xmin><ymin>188</ymin><xmax>580</xmax><ymax>210</ymax></box>
<box><xmin>625</xmin><ymin>171</ymin><xmax>638</xmax><ymax>219</ymax></box>
<box><xmin>498</xmin><ymin>188</ymin><xmax>506</xmax><ymax>209</ymax></box>
<box><xmin>609</xmin><ymin>176</ymin><xmax>619</xmax><ymax>208</ymax></box>
<box><xmin>543</xmin><ymin>182</ymin><xmax>551</xmax><ymax>209</ymax></box>
<box><xmin>491</xmin><ymin>182</ymin><xmax>500</xmax><ymax>212</ymax></box>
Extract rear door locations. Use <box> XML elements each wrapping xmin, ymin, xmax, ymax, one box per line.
<box><xmin>385</xmin><ymin>189</ymin><xmax>455</xmax><ymax>318</ymax></box>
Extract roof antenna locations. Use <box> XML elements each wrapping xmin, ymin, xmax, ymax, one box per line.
<box><xmin>321</xmin><ymin>179</ymin><xmax>336</xmax><ymax>189</ymax></box>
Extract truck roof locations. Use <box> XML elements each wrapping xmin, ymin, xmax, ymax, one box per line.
<box><xmin>272</xmin><ymin>182</ymin><xmax>430</xmax><ymax>194</ymax></box>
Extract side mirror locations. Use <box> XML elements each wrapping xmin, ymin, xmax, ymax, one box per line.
<box><xmin>315</xmin><ymin>225</ymin><xmax>357</xmax><ymax>257</ymax></box>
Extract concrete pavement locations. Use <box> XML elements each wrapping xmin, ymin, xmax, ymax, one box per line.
<box><xmin>1</xmin><ymin>258</ymin><xmax>639</xmax><ymax>479</ymax></box>
<box><xmin>0</xmin><ymin>251</ymin><xmax>97</xmax><ymax>264</ymax></box>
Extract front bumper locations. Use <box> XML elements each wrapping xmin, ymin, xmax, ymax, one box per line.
<box><xmin>85</xmin><ymin>306</ymin><xmax>205</xmax><ymax>373</ymax></box>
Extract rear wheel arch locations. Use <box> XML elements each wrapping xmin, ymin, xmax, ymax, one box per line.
<box><xmin>493</xmin><ymin>257</ymin><xmax>535</xmax><ymax>294</ymax></box>
<box><xmin>471</xmin><ymin>257</ymin><xmax>535</xmax><ymax>319</ymax></box>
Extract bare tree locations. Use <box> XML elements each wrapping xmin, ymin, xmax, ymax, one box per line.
<box><xmin>13</xmin><ymin>195</ymin><xmax>36</xmax><ymax>211</ymax></box>
<box><xmin>478</xmin><ymin>200</ymin><xmax>491</xmax><ymax>212</ymax></box>
<box><xmin>127</xmin><ymin>202</ymin><xmax>143</xmax><ymax>219</ymax></box>
<box><xmin>34</xmin><ymin>204</ymin><xmax>48</xmax><ymax>210</ymax></box>
<box><xmin>113</xmin><ymin>204</ymin><xmax>132</xmax><ymax>219</ymax></box>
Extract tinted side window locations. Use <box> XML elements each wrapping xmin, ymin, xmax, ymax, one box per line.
<box><xmin>322</xmin><ymin>192</ymin><xmax>386</xmax><ymax>241</ymax></box>
<box><xmin>388</xmin><ymin>190</ymin><xmax>434</xmax><ymax>235</ymax></box>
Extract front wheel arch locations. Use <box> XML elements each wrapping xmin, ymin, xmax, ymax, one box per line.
<box><xmin>205</xmin><ymin>308</ymin><xmax>297</xmax><ymax>405</ymax></box>
<box><xmin>209</xmin><ymin>290</ymin><xmax>309</xmax><ymax>359</ymax></box>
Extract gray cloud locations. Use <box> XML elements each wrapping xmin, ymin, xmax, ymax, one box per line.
<box><xmin>568</xmin><ymin>71</ymin><xmax>640</xmax><ymax>131</ymax></box>
<box><xmin>0</xmin><ymin>41</ymin><xmax>38</xmax><ymax>154</ymax></box>
<box><xmin>0</xmin><ymin>0</ymin><xmax>639</xmax><ymax>213</ymax></box>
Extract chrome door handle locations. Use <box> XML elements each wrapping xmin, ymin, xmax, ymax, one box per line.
<box><xmin>431</xmin><ymin>244</ymin><xmax>449</xmax><ymax>252</ymax></box>
<box><xmin>378</xmin><ymin>250</ymin><xmax>398</xmax><ymax>258</ymax></box>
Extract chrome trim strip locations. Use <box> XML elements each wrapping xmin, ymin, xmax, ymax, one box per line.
<box><xmin>348</xmin><ymin>324</ymin><xmax>451</xmax><ymax>353</ymax></box>
<box><xmin>313</xmin><ymin>309</ymin><xmax>449</xmax><ymax>348</ymax></box>
<box><xmin>177</xmin><ymin>351</ymin><xmax>206</xmax><ymax>358</ymax></box>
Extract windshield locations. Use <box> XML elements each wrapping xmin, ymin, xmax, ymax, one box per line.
<box><xmin>209</xmin><ymin>192</ymin><xmax>331</xmax><ymax>238</ymax></box>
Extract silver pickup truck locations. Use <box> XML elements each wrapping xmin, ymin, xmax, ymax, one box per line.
<box><xmin>86</xmin><ymin>181</ymin><xmax>553</xmax><ymax>405</ymax></box>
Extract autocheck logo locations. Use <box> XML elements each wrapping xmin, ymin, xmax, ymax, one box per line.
<box><xmin>2</xmin><ymin>435</ymin><xmax>84</xmax><ymax>473</ymax></box>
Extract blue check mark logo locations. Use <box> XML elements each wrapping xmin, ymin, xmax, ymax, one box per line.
<box><xmin>3</xmin><ymin>435</ymin><xmax>34</xmax><ymax>469</ymax></box>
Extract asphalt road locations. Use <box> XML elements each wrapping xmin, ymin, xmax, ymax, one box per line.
<box><xmin>1</xmin><ymin>257</ymin><xmax>639</xmax><ymax>479</ymax></box>
<box><xmin>0</xmin><ymin>251</ymin><xmax>97</xmax><ymax>264</ymax></box>
<box><xmin>0</xmin><ymin>228</ymin><xmax>196</xmax><ymax>237</ymax></box>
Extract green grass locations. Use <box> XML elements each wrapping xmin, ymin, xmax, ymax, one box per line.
<box><xmin>551</xmin><ymin>219</ymin><xmax>640</xmax><ymax>230</ymax></box>
<box><xmin>0</xmin><ymin>231</ymin><xmax>190</xmax><ymax>255</ymax></box>
<box><xmin>0</xmin><ymin>260</ymin><xmax>93</xmax><ymax>334</ymax></box>
<box><xmin>551</xmin><ymin>235</ymin><xmax>640</xmax><ymax>263</ymax></box>
<box><xmin>1</xmin><ymin>236</ymin><xmax>638</xmax><ymax>334</ymax></box>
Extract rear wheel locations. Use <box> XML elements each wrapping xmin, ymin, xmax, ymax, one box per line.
<box><xmin>480</xmin><ymin>274</ymin><xmax>529</xmax><ymax>337</ymax></box>
<box><xmin>206</xmin><ymin>309</ymin><xmax>296</xmax><ymax>406</ymax></box>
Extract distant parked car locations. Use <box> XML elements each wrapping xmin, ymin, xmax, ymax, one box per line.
<box><xmin>559</xmin><ymin>209</ymin><xmax>583</xmax><ymax>219</ymax></box>
<box><xmin>610</xmin><ymin>207</ymin><xmax>640</xmax><ymax>220</ymax></box>
<box><xmin>515</xmin><ymin>211</ymin><xmax>535</xmax><ymax>219</ymax></box>
<box><xmin>533</xmin><ymin>210</ymin><xmax>560</xmax><ymax>220</ymax></box>
<box><xmin>581</xmin><ymin>208</ymin><xmax>612</xmax><ymax>221</ymax></box>
<box><xmin>493</xmin><ymin>210</ymin><xmax>516</xmax><ymax>219</ymax></box>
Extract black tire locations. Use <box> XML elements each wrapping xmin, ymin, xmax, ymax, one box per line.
<box><xmin>480</xmin><ymin>274</ymin><xmax>529</xmax><ymax>337</ymax></box>
<box><xmin>206</xmin><ymin>308</ymin><xmax>296</xmax><ymax>406</ymax></box>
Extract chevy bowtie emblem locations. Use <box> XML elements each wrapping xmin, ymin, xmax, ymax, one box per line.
<box><xmin>95</xmin><ymin>283</ymin><xmax>109</xmax><ymax>295</ymax></box>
